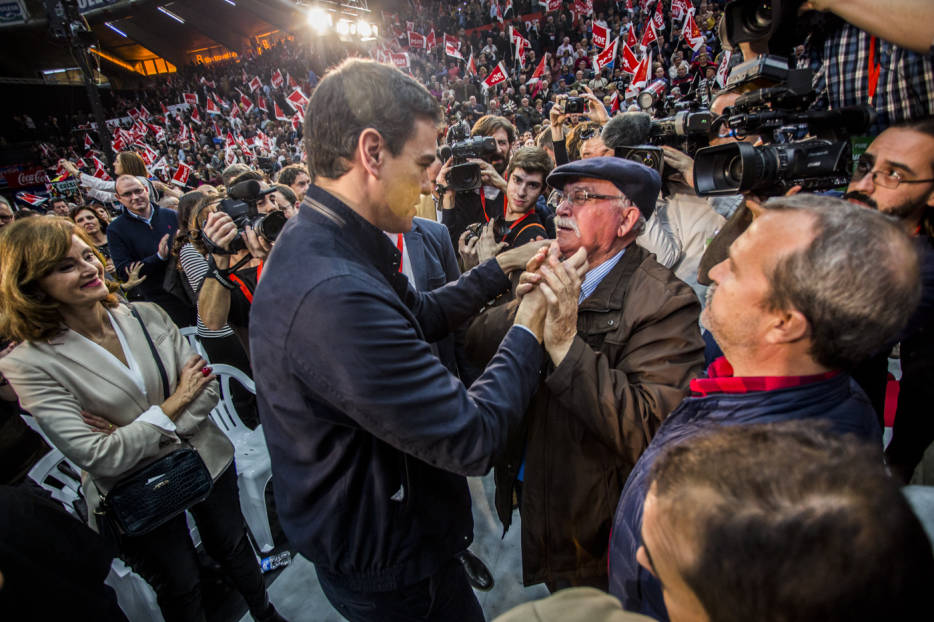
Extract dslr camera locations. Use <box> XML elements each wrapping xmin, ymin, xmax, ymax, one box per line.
<box><xmin>693</xmin><ymin>56</ymin><xmax>874</xmax><ymax>197</ymax></box>
<box><xmin>463</xmin><ymin>217</ymin><xmax>513</xmax><ymax>246</ymax></box>
<box><xmin>438</xmin><ymin>123</ymin><xmax>499</xmax><ymax>192</ymax></box>
<box><xmin>203</xmin><ymin>180</ymin><xmax>287</xmax><ymax>254</ymax></box>
<box><xmin>564</xmin><ymin>96</ymin><xmax>586</xmax><ymax>115</ymax></box>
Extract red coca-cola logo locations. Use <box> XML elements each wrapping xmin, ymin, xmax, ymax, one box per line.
<box><xmin>2</xmin><ymin>166</ymin><xmax>49</xmax><ymax>189</ymax></box>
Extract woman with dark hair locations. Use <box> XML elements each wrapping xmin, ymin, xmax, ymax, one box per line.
<box><xmin>70</xmin><ymin>205</ymin><xmax>112</xmax><ymax>270</ymax></box>
<box><xmin>0</xmin><ymin>217</ymin><xmax>285</xmax><ymax>622</ymax></box>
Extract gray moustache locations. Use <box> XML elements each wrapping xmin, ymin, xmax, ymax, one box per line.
<box><xmin>554</xmin><ymin>216</ymin><xmax>580</xmax><ymax>236</ymax></box>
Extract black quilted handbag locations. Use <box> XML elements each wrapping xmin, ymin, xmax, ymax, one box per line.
<box><xmin>100</xmin><ymin>305</ymin><xmax>213</xmax><ymax>537</ymax></box>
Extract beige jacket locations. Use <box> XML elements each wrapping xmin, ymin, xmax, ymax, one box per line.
<box><xmin>0</xmin><ymin>302</ymin><xmax>232</xmax><ymax>529</ymax></box>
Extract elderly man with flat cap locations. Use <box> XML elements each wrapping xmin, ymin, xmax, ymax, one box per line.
<box><xmin>466</xmin><ymin>157</ymin><xmax>705</xmax><ymax>592</ymax></box>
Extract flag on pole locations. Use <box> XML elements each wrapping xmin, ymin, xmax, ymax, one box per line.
<box><xmin>139</xmin><ymin>105</ymin><xmax>152</xmax><ymax>121</ymax></box>
<box><xmin>128</xmin><ymin>108</ymin><xmax>140</xmax><ymax>120</ymax></box>
<box><xmin>391</xmin><ymin>53</ymin><xmax>410</xmax><ymax>69</ymax></box>
<box><xmin>171</xmin><ymin>162</ymin><xmax>192</xmax><ymax>187</ymax></box>
<box><xmin>426</xmin><ymin>29</ymin><xmax>437</xmax><ymax>49</ymax></box>
<box><xmin>286</xmin><ymin>88</ymin><xmax>309</xmax><ymax>113</ymax></box>
<box><xmin>183</xmin><ymin>93</ymin><xmax>199</xmax><ymax>106</ymax></box>
<box><xmin>640</xmin><ymin>21</ymin><xmax>657</xmax><ymax>49</ymax></box>
<box><xmin>483</xmin><ymin>61</ymin><xmax>509</xmax><ymax>89</ymax></box>
<box><xmin>206</xmin><ymin>98</ymin><xmax>221</xmax><ymax>115</ymax></box>
<box><xmin>683</xmin><ymin>11</ymin><xmax>706</xmax><ymax>52</ymax></box>
<box><xmin>407</xmin><ymin>31</ymin><xmax>426</xmax><ymax>49</ymax></box>
<box><xmin>715</xmin><ymin>49</ymin><xmax>732</xmax><ymax>88</ymax></box>
<box><xmin>91</xmin><ymin>156</ymin><xmax>111</xmax><ymax>180</ymax></box>
<box><xmin>620</xmin><ymin>42</ymin><xmax>640</xmax><ymax>74</ymax></box>
<box><xmin>84</xmin><ymin>133</ymin><xmax>94</xmax><ymax>149</ymax></box>
<box><xmin>527</xmin><ymin>54</ymin><xmax>548</xmax><ymax>83</ymax></box>
<box><xmin>466</xmin><ymin>52</ymin><xmax>477</xmax><ymax>75</ymax></box>
<box><xmin>291</xmin><ymin>112</ymin><xmax>303</xmax><ymax>132</ymax></box>
<box><xmin>627</xmin><ymin>50</ymin><xmax>652</xmax><ymax>96</ymax></box>
<box><xmin>15</xmin><ymin>192</ymin><xmax>48</xmax><ymax>207</ymax></box>
<box><xmin>249</xmin><ymin>76</ymin><xmax>262</xmax><ymax>92</ymax></box>
<box><xmin>592</xmin><ymin>22</ymin><xmax>609</xmax><ymax>49</ymax></box>
<box><xmin>257</xmin><ymin>94</ymin><xmax>268</xmax><ymax>112</ymax></box>
<box><xmin>239</xmin><ymin>94</ymin><xmax>255</xmax><ymax>114</ymax></box>
<box><xmin>540</xmin><ymin>0</ymin><xmax>561</xmax><ymax>10</ymax></box>
<box><xmin>652</xmin><ymin>0</ymin><xmax>666</xmax><ymax>30</ymax></box>
<box><xmin>626</xmin><ymin>24</ymin><xmax>638</xmax><ymax>48</ymax></box>
<box><xmin>271</xmin><ymin>69</ymin><xmax>284</xmax><ymax>89</ymax></box>
<box><xmin>274</xmin><ymin>101</ymin><xmax>290</xmax><ymax>122</ymax></box>
<box><xmin>445</xmin><ymin>40</ymin><xmax>464</xmax><ymax>60</ymax></box>
<box><xmin>593</xmin><ymin>37</ymin><xmax>619</xmax><ymax>73</ymax></box>
<box><xmin>189</xmin><ymin>106</ymin><xmax>202</xmax><ymax>125</ymax></box>
<box><xmin>200</xmin><ymin>76</ymin><xmax>216</xmax><ymax>89</ymax></box>
<box><xmin>151</xmin><ymin>156</ymin><xmax>169</xmax><ymax>174</ymax></box>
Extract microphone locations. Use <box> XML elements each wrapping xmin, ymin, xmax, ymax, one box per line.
<box><xmin>601</xmin><ymin>112</ymin><xmax>652</xmax><ymax>150</ymax></box>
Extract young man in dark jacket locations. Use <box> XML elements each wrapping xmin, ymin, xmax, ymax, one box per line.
<box><xmin>250</xmin><ymin>59</ymin><xmax>577</xmax><ymax>621</ymax></box>
<box><xmin>607</xmin><ymin>195</ymin><xmax>922</xmax><ymax>621</ymax></box>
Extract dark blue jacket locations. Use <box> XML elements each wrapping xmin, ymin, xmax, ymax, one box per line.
<box><xmin>105</xmin><ymin>203</ymin><xmax>177</xmax><ymax>299</ymax></box>
<box><xmin>249</xmin><ymin>186</ymin><xmax>544</xmax><ymax>591</ymax></box>
<box><xmin>607</xmin><ymin>372</ymin><xmax>881</xmax><ymax>620</ymax></box>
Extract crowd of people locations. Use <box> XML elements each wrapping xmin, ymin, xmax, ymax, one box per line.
<box><xmin>2</xmin><ymin>0</ymin><xmax>934</xmax><ymax>621</ymax></box>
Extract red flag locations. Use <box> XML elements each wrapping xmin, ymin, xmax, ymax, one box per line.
<box><xmin>257</xmin><ymin>94</ymin><xmax>268</xmax><ymax>112</ymax></box>
<box><xmin>15</xmin><ymin>192</ymin><xmax>49</xmax><ymax>207</ymax></box>
<box><xmin>592</xmin><ymin>22</ymin><xmax>609</xmax><ymax>49</ymax></box>
<box><xmin>91</xmin><ymin>156</ymin><xmax>111</xmax><ymax>180</ymax></box>
<box><xmin>426</xmin><ymin>29</ymin><xmax>437</xmax><ymax>49</ymax></box>
<box><xmin>139</xmin><ymin>105</ymin><xmax>152</xmax><ymax>121</ymax></box>
<box><xmin>609</xmin><ymin>90</ymin><xmax>620</xmax><ymax>114</ymax></box>
<box><xmin>239</xmin><ymin>94</ymin><xmax>255</xmax><ymax>114</ymax></box>
<box><xmin>271</xmin><ymin>69</ymin><xmax>284</xmax><ymax>89</ymax></box>
<box><xmin>171</xmin><ymin>162</ymin><xmax>192</xmax><ymax>187</ymax></box>
<box><xmin>625</xmin><ymin>0</ymin><xmax>633</xmax><ymax>10</ymax></box>
<box><xmin>183</xmin><ymin>92</ymin><xmax>199</xmax><ymax>106</ymax></box>
<box><xmin>128</xmin><ymin>107</ymin><xmax>140</xmax><ymax>120</ymax></box>
<box><xmin>200</xmin><ymin>76</ymin><xmax>216</xmax><ymax>89</ymax></box>
<box><xmin>621</xmin><ymin>42</ymin><xmax>640</xmax><ymax>74</ymax></box>
<box><xmin>249</xmin><ymin>76</ymin><xmax>262</xmax><ymax>92</ymax></box>
<box><xmin>228</xmin><ymin>104</ymin><xmax>240</xmax><ymax>121</ymax></box>
<box><xmin>286</xmin><ymin>88</ymin><xmax>309</xmax><ymax>113</ymax></box>
<box><xmin>628</xmin><ymin>50</ymin><xmax>652</xmax><ymax>95</ymax></box>
<box><xmin>160</xmin><ymin>101</ymin><xmax>169</xmax><ymax>116</ymax></box>
<box><xmin>151</xmin><ymin>156</ymin><xmax>168</xmax><ymax>174</ymax></box>
<box><xmin>639</xmin><ymin>21</ymin><xmax>657</xmax><ymax>49</ymax></box>
<box><xmin>593</xmin><ymin>38</ymin><xmax>618</xmax><ymax>72</ymax></box>
<box><xmin>189</xmin><ymin>106</ymin><xmax>202</xmax><ymax>125</ymax></box>
<box><xmin>446</xmin><ymin>40</ymin><xmax>464</xmax><ymax>60</ymax></box>
<box><xmin>226</xmin><ymin>131</ymin><xmax>236</xmax><ymax>146</ymax></box>
<box><xmin>225</xmin><ymin>146</ymin><xmax>237</xmax><ymax>167</ymax></box>
<box><xmin>483</xmin><ymin>62</ymin><xmax>509</xmax><ymax>89</ymax></box>
<box><xmin>178</xmin><ymin>123</ymin><xmax>190</xmax><ymax>143</ymax></box>
<box><xmin>467</xmin><ymin>52</ymin><xmax>477</xmax><ymax>76</ymax></box>
<box><xmin>407</xmin><ymin>31</ymin><xmax>426</xmax><ymax>49</ymax></box>
<box><xmin>206</xmin><ymin>98</ymin><xmax>220</xmax><ymax>115</ymax></box>
<box><xmin>683</xmin><ymin>11</ymin><xmax>706</xmax><ymax>52</ymax></box>
<box><xmin>653</xmin><ymin>0</ymin><xmax>666</xmax><ymax>31</ymax></box>
<box><xmin>288</xmin><ymin>73</ymin><xmax>299</xmax><ymax>89</ymax></box>
<box><xmin>527</xmin><ymin>54</ymin><xmax>547</xmax><ymax>83</ymax></box>
<box><xmin>212</xmin><ymin>120</ymin><xmax>222</xmax><ymax>138</ymax></box>
<box><xmin>274</xmin><ymin>101</ymin><xmax>290</xmax><ymax>122</ymax></box>
<box><xmin>671</xmin><ymin>0</ymin><xmax>687</xmax><ymax>20</ymax></box>
<box><xmin>291</xmin><ymin>112</ymin><xmax>302</xmax><ymax>132</ymax></box>
<box><xmin>542</xmin><ymin>0</ymin><xmax>562</xmax><ymax>10</ymax></box>
<box><xmin>443</xmin><ymin>33</ymin><xmax>461</xmax><ymax>50</ymax></box>
<box><xmin>83</xmin><ymin>133</ymin><xmax>94</xmax><ymax>149</ymax></box>
<box><xmin>391</xmin><ymin>53</ymin><xmax>410</xmax><ymax>69</ymax></box>
<box><xmin>148</xmin><ymin>123</ymin><xmax>165</xmax><ymax>142</ymax></box>
<box><xmin>135</xmin><ymin>142</ymin><xmax>159</xmax><ymax>167</ymax></box>
<box><xmin>716</xmin><ymin>49</ymin><xmax>733</xmax><ymax>88</ymax></box>
<box><xmin>493</xmin><ymin>0</ymin><xmax>503</xmax><ymax>23</ymax></box>
<box><xmin>626</xmin><ymin>25</ymin><xmax>638</xmax><ymax>49</ymax></box>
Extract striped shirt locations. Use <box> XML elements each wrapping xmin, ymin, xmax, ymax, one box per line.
<box><xmin>177</xmin><ymin>243</ymin><xmax>235</xmax><ymax>338</ymax></box>
<box><xmin>579</xmin><ymin>249</ymin><xmax>625</xmax><ymax>304</ymax></box>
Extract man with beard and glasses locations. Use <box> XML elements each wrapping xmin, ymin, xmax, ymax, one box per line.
<box><xmin>843</xmin><ymin>118</ymin><xmax>934</xmax><ymax>482</ymax></box>
<box><xmin>608</xmin><ymin>195</ymin><xmax>921</xmax><ymax>620</ymax></box>
<box><xmin>464</xmin><ymin>157</ymin><xmax>705</xmax><ymax>592</ymax></box>
<box><xmin>439</xmin><ymin>115</ymin><xmax>516</xmax><ymax>246</ymax></box>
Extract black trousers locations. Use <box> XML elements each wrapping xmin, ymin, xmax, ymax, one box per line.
<box><xmin>316</xmin><ymin>557</ymin><xmax>484</xmax><ymax>622</ymax></box>
<box><xmin>118</xmin><ymin>464</ymin><xmax>270</xmax><ymax>622</ymax></box>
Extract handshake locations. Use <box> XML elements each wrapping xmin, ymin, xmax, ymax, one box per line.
<box><xmin>513</xmin><ymin>242</ymin><xmax>589</xmax><ymax>366</ymax></box>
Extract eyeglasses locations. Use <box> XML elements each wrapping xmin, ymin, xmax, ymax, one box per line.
<box><xmin>853</xmin><ymin>157</ymin><xmax>934</xmax><ymax>190</ymax></box>
<box><xmin>556</xmin><ymin>188</ymin><xmax>627</xmax><ymax>207</ymax></box>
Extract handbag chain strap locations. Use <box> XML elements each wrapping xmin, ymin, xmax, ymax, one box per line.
<box><xmin>128</xmin><ymin>304</ymin><xmax>170</xmax><ymax>401</ymax></box>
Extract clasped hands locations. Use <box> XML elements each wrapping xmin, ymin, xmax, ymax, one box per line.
<box><xmin>514</xmin><ymin>242</ymin><xmax>588</xmax><ymax>365</ymax></box>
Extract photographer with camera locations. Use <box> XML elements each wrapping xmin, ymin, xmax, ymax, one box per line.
<box><xmin>548</xmin><ymin>90</ymin><xmax>609</xmax><ymax>167</ymax></box>
<box><xmin>195</xmin><ymin>179</ymin><xmax>286</xmax><ymax>348</ymax></box>
<box><xmin>438</xmin><ymin>115</ymin><xmax>515</xmax><ymax>246</ymax></box>
<box><xmin>458</xmin><ymin>146</ymin><xmax>554</xmax><ymax>271</ymax></box>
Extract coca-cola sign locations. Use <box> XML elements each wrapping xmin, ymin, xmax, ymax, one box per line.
<box><xmin>2</xmin><ymin>165</ymin><xmax>50</xmax><ymax>189</ymax></box>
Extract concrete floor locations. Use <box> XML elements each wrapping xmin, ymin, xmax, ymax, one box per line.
<box><xmin>238</xmin><ymin>474</ymin><xmax>549</xmax><ymax>622</ymax></box>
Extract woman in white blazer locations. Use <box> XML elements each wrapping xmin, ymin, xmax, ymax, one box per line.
<box><xmin>0</xmin><ymin>217</ymin><xmax>284</xmax><ymax>622</ymax></box>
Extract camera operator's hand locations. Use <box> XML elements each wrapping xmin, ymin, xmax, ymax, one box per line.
<box><xmin>242</xmin><ymin>225</ymin><xmax>271</xmax><ymax>261</ymax></box>
<box><xmin>458</xmin><ymin>229</ymin><xmax>481</xmax><ymax>270</ymax></box>
<box><xmin>476</xmin><ymin>220</ymin><xmax>508</xmax><ymax>262</ymax></box>
<box><xmin>202</xmin><ymin>211</ymin><xmax>238</xmax><ymax>264</ymax></box>
<box><xmin>582</xmin><ymin>86</ymin><xmax>609</xmax><ymax>124</ymax></box>
<box><xmin>436</xmin><ymin>157</ymin><xmax>455</xmax><ymax>194</ymax></box>
<box><xmin>661</xmin><ymin>146</ymin><xmax>696</xmax><ymax>189</ymax></box>
<box><xmin>550</xmin><ymin>95</ymin><xmax>570</xmax><ymax>141</ymax></box>
<box><xmin>469</xmin><ymin>159</ymin><xmax>507</xmax><ymax>193</ymax></box>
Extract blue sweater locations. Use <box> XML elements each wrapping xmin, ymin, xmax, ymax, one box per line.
<box><xmin>105</xmin><ymin>204</ymin><xmax>178</xmax><ymax>300</ymax></box>
<box><xmin>608</xmin><ymin>373</ymin><xmax>881</xmax><ymax>620</ymax></box>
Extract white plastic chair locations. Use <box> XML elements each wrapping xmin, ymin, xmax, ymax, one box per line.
<box><xmin>207</xmin><ymin>363</ymin><xmax>275</xmax><ymax>553</ymax></box>
<box><xmin>179</xmin><ymin>326</ymin><xmax>210</xmax><ymax>360</ymax></box>
<box><xmin>28</xmin><ymin>446</ymin><xmax>164</xmax><ymax>621</ymax></box>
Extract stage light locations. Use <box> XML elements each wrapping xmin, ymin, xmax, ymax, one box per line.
<box><xmin>157</xmin><ymin>6</ymin><xmax>185</xmax><ymax>24</ymax></box>
<box><xmin>307</xmin><ymin>8</ymin><xmax>332</xmax><ymax>32</ymax></box>
<box><xmin>336</xmin><ymin>19</ymin><xmax>350</xmax><ymax>35</ymax></box>
<box><xmin>357</xmin><ymin>21</ymin><xmax>371</xmax><ymax>37</ymax></box>
<box><xmin>105</xmin><ymin>21</ymin><xmax>128</xmax><ymax>38</ymax></box>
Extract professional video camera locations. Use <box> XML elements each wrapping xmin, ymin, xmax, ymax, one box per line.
<box><xmin>693</xmin><ymin>56</ymin><xmax>874</xmax><ymax>197</ymax></box>
<box><xmin>650</xmin><ymin>107</ymin><xmax>713</xmax><ymax>157</ymax></box>
<box><xmin>438</xmin><ymin>123</ymin><xmax>499</xmax><ymax>192</ymax></box>
<box><xmin>202</xmin><ymin>180</ymin><xmax>287</xmax><ymax>254</ymax></box>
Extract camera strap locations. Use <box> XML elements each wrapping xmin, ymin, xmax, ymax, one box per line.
<box><xmin>206</xmin><ymin>254</ymin><xmax>252</xmax><ymax>290</ymax></box>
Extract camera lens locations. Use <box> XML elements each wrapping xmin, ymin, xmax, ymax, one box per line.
<box><xmin>752</xmin><ymin>1</ymin><xmax>773</xmax><ymax>29</ymax></box>
<box><xmin>726</xmin><ymin>155</ymin><xmax>744</xmax><ymax>185</ymax></box>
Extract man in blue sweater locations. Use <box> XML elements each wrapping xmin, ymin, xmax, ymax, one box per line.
<box><xmin>607</xmin><ymin>194</ymin><xmax>922</xmax><ymax>620</ymax></box>
<box><xmin>106</xmin><ymin>175</ymin><xmax>194</xmax><ymax>326</ymax></box>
